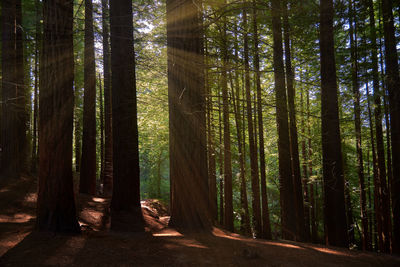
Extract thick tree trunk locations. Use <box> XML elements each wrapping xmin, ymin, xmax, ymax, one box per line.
<box><xmin>382</xmin><ymin>0</ymin><xmax>400</xmax><ymax>254</ymax></box>
<box><xmin>167</xmin><ymin>0</ymin><xmax>210</xmax><ymax>231</ymax></box>
<box><xmin>271</xmin><ymin>0</ymin><xmax>296</xmax><ymax>241</ymax></box>
<box><xmin>319</xmin><ymin>0</ymin><xmax>348</xmax><ymax>247</ymax></box>
<box><xmin>283</xmin><ymin>0</ymin><xmax>306</xmax><ymax>242</ymax></box>
<box><xmin>253</xmin><ymin>0</ymin><xmax>271</xmax><ymax>239</ymax></box>
<box><xmin>110</xmin><ymin>0</ymin><xmax>144</xmax><ymax>231</ymax></box>
<box><xmin>36</xmin><ymin>0</ymin><xmax>80</xmax><ymax>233</ymax></box>
<box><xmin>243</xmin><ymin>3</ymin><xmax>262</xmax><ymax>238</ymax></box>
<box><xmin>102</xmin><ymin>0</ymin><xmax>113</xmax><ymax>198</ymax></box>
<box><xmin>80</xmin><ymin>0</ymin><xmax>97</xmax><ymax>195</ymax></box>
<box><xmin>1</xmin><ymin>0</ymin><xmax>19</xmax><ymax>178</ymax></box>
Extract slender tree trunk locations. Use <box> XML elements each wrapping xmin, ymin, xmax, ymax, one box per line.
<box><xmin>36</xmin><ymin>0</ymin><xmax>80</xmax><ymax>233</ymax></box>
<box><xmin>253</xmin><ymin>0</ymin><xmax>271</xmax><ymax>239</ymax></box>
<box><xmin>382</xmin><ymin>0</ymin><xmax>400</xmax><ymax>254</ymax></box>
<box><xmin>349</xmin><ymin>0</ymin><xmax>368</xmax><ymax>249</ymax></box>
<box><xmin>220</xmin><ymin>5</ymin><xmax>233</xmax><ymax>232</ymax></box>
<box><xmin>110</xmin><ymin>0</ymin><xmax>144</xmax><ymax>231</ymax></box>
<box><xmin>319</xmin><ymin>0</ymin><xmax>348</xmax><ymax>247</ymax></box>
<box><xmin>99</xmin><ymin>74</ymin><xmax>105</xmax><ymax>191</ymax></box>
<box><xmin>102</xmin><ymin>0</ymin><xmax>113</xmax><ymax>197</ymax></box>
<box><xmin>80</xmin><ymin>0</ymin><xmax>97</xmax><ymax>195</ymax></box>
<box><xmin>271</xmin><ymin>0</ymin><xmax>296</xmax><ymax>241</ymax></box>
<box><xmin>283</xmin><ymin>0</ymin><xmax>306</xmax><ymax>242</ymax></box>
<box><xmin>243</xmin><ymin>3</ymin><xmax>262</xmax><ymax>238</ymax></box>
<box><xmin>1</xmin><ymin>0</ymin><xmax>19</xmax><ymax>178</ymax></box>
<box><xmin>167</xmin><ymin>0</ymin><xmax>210</xmax><ymax>230</ymax></box>
<box><xmin>75</xmin><ymin>111</ymin><xmax>82</xmax><ymax>173</ymax></box>
<box><xmin>218</xmin><ymin>89</ymin><xmax>224</xmax><ymax>226</ymax></box>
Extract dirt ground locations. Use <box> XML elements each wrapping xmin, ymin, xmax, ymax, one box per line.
<box><xmin>1</xmin><ymin>175</ymin><xmax>400</xmax><ymax>266</ymax></box>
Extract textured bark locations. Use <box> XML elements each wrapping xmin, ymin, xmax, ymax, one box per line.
<box><xmin>382</xmin><ymin>0</ymin><xmax>400</xmax><ymax>254</ymax></box>
<box><xmin>271</xmin><ymin>0</ymin><xmax>296</xmax><ymax>241</ymax></box>
<box><xmin>99</xmin><ymin>75</ymin><xmax>105</xmax><ymax>190</ymax></box>
<box><xmin>102</xmin><ymin>0</ymin><xmax>113</xmax><ymax>198</ymax></box>
<box><xmin>80</xmin><ymin>0</ymin><xmax>97</xmax><ymax>195</ymax></box>
<box><xmin>167</xmin><ymin>0</ymin><xmax>210</xmax><ymax>231</ymax></box>
<box><xmin>36</xmin><ymin>0</ymin><xmax>80</xmax><ymax>233</ymax></box>
<box><xmin>1</xmin><ymin>0</ymin><xmax>19</xmax><ymax>178</ymax></box>
<box><xmin>253</xmin><ymin>0</ymin><xmax>271</xmax><ymax>239</ymax></box>
<box><xmin>283</xmin><ymin>0</ymin><xmax>305</xmax><ymax>242</ymax></box>
<box><xmin>218</xmin><ymin>90</ymin><xmax>224</xmax><ymax>226</ymax></box>
<box><xmin>110</xmin><ymin>0</ymin><xmax>144</xmax><ymax>231</ymax></box>
<box><xmin>74</xmin><ymin>111</ymin><xmax>82</xmax><ymax>173</ymax></box>
<box><xmin>319</xmin><ymin>0</ymin><xmax>348</xmax><ymax>247</ymax></box>
<box><xmin>349</xmin><ymin>0</ymin><xmax>367</xmax><ymax>249</ymax></box>
<box><xmin>243</xmin><ymin>3</ymin><xmax>262</xmax><ymax>238</ymax></box>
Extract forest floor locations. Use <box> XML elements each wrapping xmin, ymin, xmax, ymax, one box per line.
<box><xmin>1</xmin><ymin>175</ymin><xmax>400</xmax><ymax>266</ymax></box>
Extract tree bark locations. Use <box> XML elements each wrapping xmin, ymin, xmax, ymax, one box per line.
<box><xmin>167</xmin><ymin>0</ymin><xmax>210</xmax><ymax>231</ymax></box>
<box><xmin>36</xmin><ymin>0</ymin><xmax>80</xmax><ymax>233</ymax></box>
<box><xmin>382</xmin><ymin>0</ymin><xmax>400</xmax><ymax>254</ymax></box>
<box><xmin>110</xmin><ymin>0</ymin><xmax>144</xmax><ymax>231</ymax></box>
<box><xmin>319</xmin><ymin>0</ymin><xmax>348</xmax><ymax>247</ymax></box>
<box><xmin>80</xmin><ymin>0</ymin><xmax>97</xmax><ymax>195</ymax></box>
<box><xmin>243</xmin><ymin>2</ymin><xmax>262</xmax><ymax>238</ymax></box>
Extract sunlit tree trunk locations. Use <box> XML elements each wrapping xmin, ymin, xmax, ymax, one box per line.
<box><xmin>37</xmin><ymin>0</ymin><xmax>80</xmax><ymax>233</ymax></box>
<box><xmin>110</xmin><ymin>0</ymin><xmax>144</xmax><ymax>231</ymax></box>
<box><xmin>167</xmin><ymin>0</ymin><xmax>210</xmax><ymax>230</ymax></box>
<box><xmin>253</xmin><ymin>0</ymin><xmax>272</xmax><ymax>239</ymax></box>
<box><xmin>319</xmin><ymin>0</ymin><xmax>348</xmax><ymax>247</ymax></box>
<box><xmin>243</xmin><ymin>2</ymin><xmax>262</xmax><ymax>238</ymax></box>
<box><xmin>80</xmin><ymin>0</ymin><xmax>97</xmax><ymax>195</ymax></box>
<box><xmin>382</xmin><ymin>0</ymin><xmax>400</xmax><ymax>254</ymax></box>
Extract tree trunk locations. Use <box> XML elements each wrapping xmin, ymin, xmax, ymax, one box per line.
<box><xmin>36</xmin><ymin>0</ymin><xmax>80</xmax><ymax>233</ymax></box>
<box><xmin>218</xmin><ymin>88</ymin><xmax>224</xmax><ymax>226</ymax></box>
<box><xmin>80</xmin><ymin>0</ymin><xmax>97</xmax><ymax>195</ymax></box>
<box><xmin>271</xmin><ymin>0</ymin><xmax>296</xmax><ymax>241</ymax></box>
<box><xmin>253</xmin><ymin>0</ymin><xmax>272</xmax><ymax>239</ymax></box>
<box><xmin>110</xmin><ymin>0</ymin><xmax>144</xmax><ymax>231</ymax></box>
<box><xmin>382</xmin><ymin>0</ymin><xmax>400</xmax><ymax>254</ymax></box>
<box><xmin>102</xmin><ymin>0</ymin><xmax>113</xmax><ymax>198</ymax></box>
<box><xmin>349</xmin><ymin>0</ymin><xmax>369</xmax><ymax>250</ymax></box>
<box><xmin>283</xmin><ymin>0</ymin><xmax>306</xmax><ymax>242</ymax></box>
<box><xmin>319</xmin><ymin>0</ymin><xmax>348</xmax><ymax>247</ymax></box>
<box><xmin>1</xmin><ymin>0</ymin><xmax>19</xmax><ymax>178</ymax></box>
<box><xmin>243</xmin><ymin>3</ymin><xmax>262</xmax><ymax>238</ymax></box>
<box><xmin>167</xmin><ymin>0</ymin><xmax>210</xmax><ymax>231</ymax></box>
<box><xmin>99</xmin><ymin>75</ymin><xmax>105</xmax><ymax>192</ymax></box>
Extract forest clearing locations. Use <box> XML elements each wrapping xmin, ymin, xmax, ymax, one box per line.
<box><xmin>2</xmin><ymin>0</ymin><xmax>400</xmax><ymax>265</ymax></box>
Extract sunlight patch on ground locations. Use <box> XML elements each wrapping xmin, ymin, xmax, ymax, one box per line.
<box><xmin>311</xmin><ymin>247</ymin><xmax>351</xmax><ymax>256</ymax></box>
<box><xmin>153</xmin><ymin>229</ymin><xmax>183</xmax><ymax>237</ymax></box>
<box><xmin>0</xmin><ymin>213</ymin><xmax>34</xmax><ymax>223</ymax></box>
<box><xmin>0</xmin><ymin>188</ymin><xmax>10</xmax><ymax>193</ymax></box>
<box><xmin>169</xmin><ymin>238</ymin><xmax>208</xmax><ymax>249</ymax></box>
<box><xmin>92</xmin><ymin>197</ymin><xmax>106</xmax><ymax>203</ymax></box>
<box><xmin>23</xmin><ymin>193</ymin><xmax>37</xmax><ymax>203</ymax></box>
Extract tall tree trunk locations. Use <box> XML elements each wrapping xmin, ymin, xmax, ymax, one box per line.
<box><xmin>253</xmin><ymin>0</ymin><xmax>272</xmax><ymax>239</ymax></box>
<box><xmin>243</xmin><ymin>3</ymin><xmax>262</xmax><ymax>238</ymax></box>
<box><xmin>99</xmin><ymin>75</ymin><xmax>105</xmax><ymax>191</ymax></box>
<box><xmin>220</xmin><ymin>4</ymin><xmax>233</xmax><ymax>232</ymax></box>
<box><xmin>75</xmin><ymin>110</ymin><xmax>82</xmax><ymax>173</ymax></box>
<box><xmin>319</xmin><ymin>0</ymin><xmax>348</xmax><ymax>247</ymax></box>
<box><xmin>218</xmin><ymin>88</ymin><xmax>224</xmax><ymax>226</ymax></box>
<box><xmin>349</xmin><ymin>0</ymin><xmax>368</xmax><ymax>249</ymax></box>
<box><xmin>283</xmin><ymin>0</ymin><xmax>306</xmax><ymax>242</ymax></box>
<box><xmin>102</xmin><ymin>0</ymin><xmax>113</xmax><ymax>197</ymax></box>
<box><xmin>36</xmin><ymin>0</ymin><xmax>80</xmax><ymax>233</ymax></box>
<box><xmin>382</xmin><ymin>0</ymin><xmax>400</xmax><ymax>254</ymax></box>
<box><xmin>1</xmin><ymin>0</ymin><xmax>19</xmax><ymax>178</ymax></box>
<box><xmin>110</xmin><ymin>0</ymin><xmax>144</xmax><ymax>231</ymax></box>
<box><xmin>167</xmin><ymin>0</ymin><xmax>210</xmax><ymax>230</ymax></box>
<box><xmin>271</xmin><ymin>0</ymin><xmax>296</xmax><ymax>241</ymax></box>
<box><xmin>80</xmin><ymin>0</ymin><xmax>97</xmax><ymax>195</ymax></box>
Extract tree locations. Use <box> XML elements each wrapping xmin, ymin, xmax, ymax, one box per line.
<box><xmin>319</xmin><ymin>0</ymin><xmax>348</xmax><ymax>247</ymax></box>
<box><xmin>382</xmin><ymin>0</ymin><xmax>400</xmax><ymax>254</ymax></box>
<box><xmin>1</xmin><ymin>0</ymin><xmax>19</xmax><ymax>178</ymax></box>
<box><xmin>102</xmin><ymin>0</ymin><xmax>113</xmax><ymax>197</ymax></box>
<box><xmin>271</xmin><ymin>0</ymin><xmax>296</xmax><ymax>241</ymax></box>
<box><xmin>36</xmin><ymin>0</ymin><xmax>80</xmax><ymax>233</ymax></box>
<box><xmin>167</xmin><ymin>0</ymin><xmax>210</xmax><ymax>230</ymax></box>
<box><xmin>80</xmin><ymin>0</ymin><xmax>97</xmax><ymax>195</ymax></box>
<box><xmin>109</xmin><ymin>0</ymin><xmax>144</xmax><ymax>231</ymax></box>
